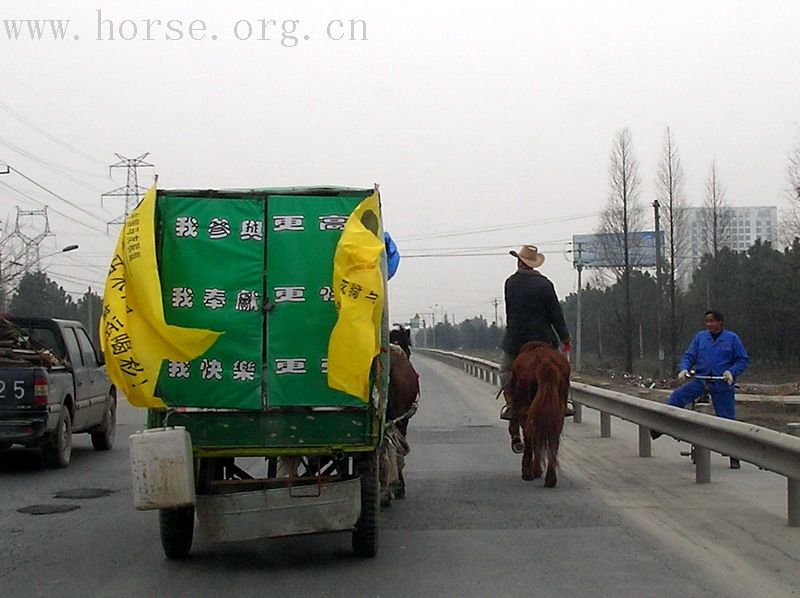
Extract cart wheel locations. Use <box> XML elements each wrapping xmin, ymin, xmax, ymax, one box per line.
<box><xmin>159</xmin><ymin>506</ymin><xmax>194</xmax><ymax>559</ymax></box>
<box><xmin>352</xmin><ymin>451</ymin><xmax>379</xmax><ymax>557</ymax></box>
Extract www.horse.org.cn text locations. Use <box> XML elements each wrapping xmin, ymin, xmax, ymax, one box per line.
<box><xmin>1</xmin><ymin>11</ymin><xmax>369</xmax><ymax>47</ymax></box>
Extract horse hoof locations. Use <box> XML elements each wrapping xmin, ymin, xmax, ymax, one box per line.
<box><xmin>522</xmin><ymin>474</ymin><xmax>534</xmax><ymax>481</ymax></box>
<box><xmin>512</xmin><ymin>441</ymin><xmax>524</xmax><ymax>454</ymax></box>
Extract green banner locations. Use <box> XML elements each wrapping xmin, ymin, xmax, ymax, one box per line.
<box><xmin>156</xmin><ymin>194</ymin><xmax>264</xmax><ymax>409</ymax></box>
<box><xmin>153</xmin><ymin>190</ymin><xmax>374</xmax><ymax>410</ymax></box>
<box><xmin>265</xmin><ymin>195</ymin><xmax>364</xmax><ymax>407</ymax></box>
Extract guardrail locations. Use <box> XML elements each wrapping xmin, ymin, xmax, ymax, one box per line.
<box><xmin>419</xmin><ymin>348</ymin><xmax>800</xmax><ymax>527</ymax></box>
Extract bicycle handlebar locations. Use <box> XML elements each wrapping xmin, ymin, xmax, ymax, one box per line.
<box><xmin>688</xmin><ymin>372</ymin><xmax>727</xmax><ymax>380</ymax></box>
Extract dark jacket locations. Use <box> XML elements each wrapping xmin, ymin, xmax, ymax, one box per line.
<box><xmin>501</xmin><ymin>269</ymin><xmax>569</xmax><ymax>355</ymax></box>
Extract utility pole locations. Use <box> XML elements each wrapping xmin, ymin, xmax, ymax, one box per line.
<box><xmin>102</xmin><ymin>153</ymin><xmax>154</xmax><ymax>229</ymax></box>
<box><xmin>653</xmin><ymin>200</ymin><xmax>664</xmax><ymax>373</ymax></box>
<box><xmin>490</xmin><ymin>297</ymin><xmax>501</xmax><ymax>327</ymax></box>
<box><xmin>420</xmin><ymin>312</ymin><xmax>435</xmax><ymax>348</ymax></box>
<box><xmin>569</xmin><ymin>241</ymin><xmax>585</xmax><ymax>373</ymax></box>
<box><xmin>576</xmin><ymin>243</ymin><xmax>585</xmax><ymax>373</ymax></box>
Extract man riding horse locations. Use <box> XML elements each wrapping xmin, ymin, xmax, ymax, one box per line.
<box><xmin>499</xmin><ymin>245</ymin><xmax>572</xmax><ymax>428</ymax></box>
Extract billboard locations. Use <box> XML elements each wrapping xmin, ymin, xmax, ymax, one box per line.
<box><xmin>571</xmin><ymin>231</ymin><xmax>665</xmax><ymax>268</ymax></box>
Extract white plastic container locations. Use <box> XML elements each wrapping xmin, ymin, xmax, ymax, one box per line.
<box><xmin>129</xmin><ymin>427</ymin><xmax>195</xmax><ymax>511</ymax></box>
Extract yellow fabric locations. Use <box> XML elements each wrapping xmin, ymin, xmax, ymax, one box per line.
<box><xmin>327</xmin><ymin>192</ymin><xmax>385</xmax><ymax>401</ymax></box>
<box><xmin>99</xmin><ymin>185</ymin><xmax>221</xmax><ymax>408</ymax></box>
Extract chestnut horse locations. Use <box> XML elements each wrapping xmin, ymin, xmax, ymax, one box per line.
<box><xmin>505</xmin><ymin>341</ymin><xmax>570</xmax><ymax>487</ymax></box>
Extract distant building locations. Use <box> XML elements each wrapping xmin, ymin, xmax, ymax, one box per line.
<box><xmin>685</xmin><ymin>205</ymin><xmax>778</xmax><ymax>271</ymax></box>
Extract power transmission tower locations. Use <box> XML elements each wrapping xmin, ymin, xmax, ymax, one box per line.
<box><xmin>8</xmin><ymin>206</ymin><xmax>53</xmax><ymax>271</ymax></box>
<box><xmin>102</xmin><ymin>153</ymin><xmax>154</xmax><ymax>229</ymax></box>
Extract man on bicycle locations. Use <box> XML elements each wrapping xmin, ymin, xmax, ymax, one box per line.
<box><xmin>652</xmin><ymin>310</ymin><xmax>749</xmax><ymax>467</ymax></box>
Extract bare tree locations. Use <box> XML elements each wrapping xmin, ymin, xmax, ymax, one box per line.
<box><xmin>655</xmin><ymin>127</ymin><xmax>688</xmax><ymax>373</ymax></box>
<box><xmin>598</xmin><ymin>128</ymin><xmax>644</xmax><ymax>373</ymax></box>
<box><xmin>783</xmin><ymin>136</ymin><xmax>800</xmax><ymax>241</ymax></box>
<box><xmin>701</xmin><ymin>160</ymin><xmax>732</xmax><ymax>306</ymax></box>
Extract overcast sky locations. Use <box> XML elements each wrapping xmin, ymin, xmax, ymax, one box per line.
<box><xmin>2</xmin><ymin>1</ymin><xmax>799</xmax><ymax>326</ymax></box>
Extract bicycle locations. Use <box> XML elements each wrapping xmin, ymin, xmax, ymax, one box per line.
<box><xmin>679</xmin><ymin>372</ymin><xmax>741</xmax><ymax>469</ymax></box>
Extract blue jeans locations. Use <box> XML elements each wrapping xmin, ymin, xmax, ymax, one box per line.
<box><xmin>667</xmin><ymin>378</ymin><xmax>736</xmax><ymax>420</ymax></box>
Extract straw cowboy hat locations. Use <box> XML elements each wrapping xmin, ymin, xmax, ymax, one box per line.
<box><xmin>510</xmin><ymin>245</ymin><xmax>545</xmax><ymax>268</ymax></box>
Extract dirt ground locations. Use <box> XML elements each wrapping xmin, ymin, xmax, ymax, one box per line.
<box><xmin>464</xmin><ymin>348</ymin><xmax>800</xmax><ymax>434</ymax></box>
<box><xmin>572</xmin><ymin>371</ymin><xmax>800</xmax><ymax>434</ymax></box>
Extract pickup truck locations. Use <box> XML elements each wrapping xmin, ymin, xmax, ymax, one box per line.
<box><xmin>0</xmin><ymin>316</ymin><xmax>116</xmax><ymax>467</ymax></box>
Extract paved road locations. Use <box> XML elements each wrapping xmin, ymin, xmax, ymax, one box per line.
<box><xmin>0</xmin><ymin>353</ymin><xmax>797</xmax><ymax>597</ymax></box>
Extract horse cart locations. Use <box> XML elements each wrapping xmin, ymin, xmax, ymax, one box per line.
<box><xmin>117</xmin><ymin>186</ymin><xmax>389</xmax><ymax>559</ymax></box>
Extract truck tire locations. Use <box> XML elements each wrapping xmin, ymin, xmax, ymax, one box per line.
<box><xmin>43</xmin><ymin>408</ymin><xmax>72</xmax><ymax>468</ymax></box>
<box><xmin>352</xmin><ymin>451</ymin><xmax>379</xmax><ymax>557</ymax></box>
<box><xmin>91</xmin><ymin>393</ymin><xmax>117</xmax><ymax>450</ymax></box>
<box><xmin>159</xmin><ymin>506</ymin><xmax>194</xmax><ymax>560</ymax></box>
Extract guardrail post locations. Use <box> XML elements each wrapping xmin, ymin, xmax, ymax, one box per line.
<box><xmin>787</xmin><ymin>423</ymin><xmax>800</xmax><ymax>526</ymax></box>
<box><xmin>638</xmin><ymin>426</ymin><xmax>651</xmax><ymax>457</ymax></box>
<box><xmin>573</xmin><ymin>402</ymin><xmax>582</xmax><ymax>424</ymax></box>
<box><xmin>600</xmin><ymin>412</ymin><xmax>611</xmax><ymax>438</ymax></box>
<box><xmin>695</xmin><ymin>446</ymin><xmax>711</xmax><ymax>483</ymax></box>
<box><xmin>690</xmin><ymin>403</ymin><xmax>712</xmax><ymax>483</ymax></box>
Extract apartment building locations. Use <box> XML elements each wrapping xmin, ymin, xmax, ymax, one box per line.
<box><xmin>685</xmin><ymin>205</ymin><xmax>778</xmax><ymax>270</ymax></box>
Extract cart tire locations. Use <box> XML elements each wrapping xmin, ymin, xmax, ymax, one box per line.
<box><xmin>352</xmin><ymin>451</ymin><xmax>379</xmax><ymax>558</ymax></box>
<box><xmin>42</xmin><ymin>408</ymin><xmax>72</xmax><ymax>468</ymax></box>
<box><xmin>159</xmin><ymin>506</ymin><xmax>194</xmax><ymax>560</ymax></box>
<box><xmin>91</xmin><ymin>393</ymin><xmax>116</xmax><ymax>450</ymax></box>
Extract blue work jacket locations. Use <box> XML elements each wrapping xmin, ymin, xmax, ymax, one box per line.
<box><xmin>679</xmin><ymin>329</ymin><xmax>749</xmax><ymax>378</ymax></box>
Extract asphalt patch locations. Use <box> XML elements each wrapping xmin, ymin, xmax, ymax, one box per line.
<box><xmin>18</xmin><ymin>504</ymin><xmax>80</xmax><ymax>515</ymax></box>
<box><xmin>54</xmin><ymin>488</ymin><xmax>116</xmax><ymax>499</ymax></box>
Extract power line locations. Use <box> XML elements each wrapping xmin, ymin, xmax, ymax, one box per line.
<box><xmin>0</xmin><ymin>100</ymin><xmax>109</xmax><ymax>167</ymax></box>
<box><xmin>1</xmin><ymin>167</ymin><xmax>114</xmax><ymax>234</ymax></box>
<box><xmin>400</xmin><ymin>241</ymin><xmax>570</xmax><ymax>253</ymax></box>
<box><xmin>0</xmin><ymin>65</ymin><xmax>138</xmax><ymax>157</ymax></box>
<box><xmin>397</xmin><ymin>211</ymin><xmax>599</xmax><ymax>242</ymax></box>
<box><xmin>0</xmin><ymin>134</ymin><xmax>108</xmax><ymax>193</ymax></box>
<box><xmin>402</xmin><ymin>238</ymin><xmax>574</xmax><ymax>258</ymax></box>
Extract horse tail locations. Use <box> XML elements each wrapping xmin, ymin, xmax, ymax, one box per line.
<box><xmin>528</xmin><ymin>359</ymin><xmax>564</xmax><ymax>468</ymax></box>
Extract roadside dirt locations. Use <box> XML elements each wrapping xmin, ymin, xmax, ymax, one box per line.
<box><xmin>572</xmin><ymin>372</ymin><xmax>800</xmax><ymax>434</ymax></box>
